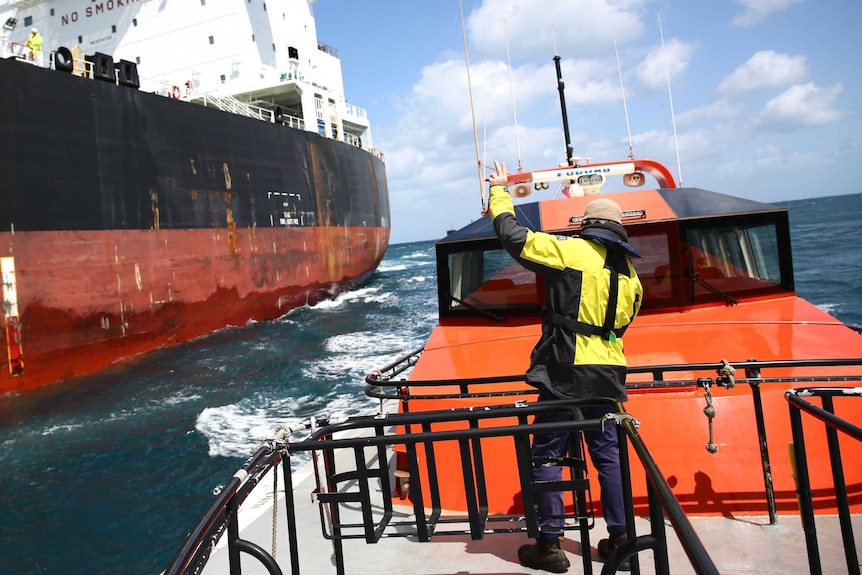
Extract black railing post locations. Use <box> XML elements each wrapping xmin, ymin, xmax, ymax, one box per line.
<box><xmin>615</xmin><ymin>415</ymin><xmax>641</xmax><ymax>574</ymax></box>
<box><xmin>646</xmin><ymin>480</ymin><xmax>670</xmax><ymax>575</ymax></box>
<box><xmin>821</xmin><ymin>395</ymin><xmax>860</xmax><ymax>575</ymax></box>
<box><xmin>788</xmin><ymin>401</ymin><xmax>823</xmax><ymax>575</ymax></box>
<box><xmin>282</xmin><ymin>453</ymin><xmax>301</xmax><ymax>575</ymax></box>
<box><xmin>227</xmin><ymin>495</ymin><xmax>242</xmax><ymax>574</ymax></box>
<box><xmin>744</xmin><ymin>360</ymin><xmax>777</xmax><ymax>524</ymax></box>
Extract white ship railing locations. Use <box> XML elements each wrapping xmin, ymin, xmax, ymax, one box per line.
<box><xmin>1</xmin><ymin>44</ymin><xmax>378</xmax><ymax>158</ymax></box>
<box><xmin>8</xmin><ymin>0</ymin><xmax>43</xmax><ymax>8</ymax></box>
<box><xmin>198</xmin><ymin>93</ymin><xmax>273</xmax><ymax>123</ymax></box>
<box><xmin>0</xmin><ymin>38</ymin><xmax>45</xmax><ymax>67</ymax></box>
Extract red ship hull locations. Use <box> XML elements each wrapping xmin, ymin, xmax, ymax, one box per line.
<box><xmin>0</xmin><ymin>224</ymin><xmax>389</xmax><ymax>394</ymax></box>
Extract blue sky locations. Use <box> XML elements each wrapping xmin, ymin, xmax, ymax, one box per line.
<box><xmin>313</xmin><ymin>0</ymin><xmax>861</xmax><ymax>244</ymax></box>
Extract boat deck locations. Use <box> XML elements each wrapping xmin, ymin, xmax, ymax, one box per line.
<box><xmin>178</xmin><ymin>392</ymin><xmax>860</xmax><ymax>575</ymax></box>
<box><xmin>197</xmin><ymin>459</ymin><xmax>860</xmax><ymax>575</ymax></box>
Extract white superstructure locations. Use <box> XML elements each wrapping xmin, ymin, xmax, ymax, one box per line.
<box><xmin>0</xmin><ymin>0</ymin><xmax>375</xmax><ymax>150</ymax></box>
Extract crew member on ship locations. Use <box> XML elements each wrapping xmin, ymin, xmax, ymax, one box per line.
<box><xmin>487</xmin><ymin>160</ymin><xmax>643</xmax><ymax>573</ymax></box>
<box><xmin>26</xmin><ymin>28</ymin><xmax>43</xmax><ymax>64</ymax></box>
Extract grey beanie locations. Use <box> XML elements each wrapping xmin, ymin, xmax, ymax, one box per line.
<box><xmin>583</xmin><ymin>198</ymin><xmax>622</xmax><ymax>224</ymax></box>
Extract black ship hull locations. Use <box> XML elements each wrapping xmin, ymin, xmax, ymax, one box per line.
<box><xmin>0</xmin><ymin>57</ymin><xmax>390</xmax><ymax>393</ymax></box>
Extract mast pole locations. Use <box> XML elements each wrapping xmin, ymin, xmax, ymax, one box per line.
<box><xmin>553</xmin><ymin>54</ymin><xmax>574</xmax><ymax>166</ymax></box>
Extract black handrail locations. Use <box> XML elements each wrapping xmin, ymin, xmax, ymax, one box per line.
<box><xmin>365</xmin><ymin>356</ymin><xmax>862</xmax><ymax>524</ymax></box>
<box><xmin>164</xmin><ymin>360</ymin><xmax>862</xmax><ymax>575</ymax></box>
<box><xmin>164</xmin><ymin>398</ymin><xmax>720</xmax><ymax>575</ymax></box>
<box><xmin>786</xmin><ymin>387</ymin><xmax>862</xmax><ymax>575</ymax></box>
<box><xmin>164</xmin><ymin>444</ymin><xmax>284</xmax><ymax>575</ymax></box>
<box><xmin>366</xmin><ymin>353</ymin><xmax>862</xmax><ymax>395</ymax></box>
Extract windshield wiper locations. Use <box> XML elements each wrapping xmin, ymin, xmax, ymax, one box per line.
<box><xmin>450</xmin><ymin>295</ymin><xmax>506</xmax><ymax>322</ymax></box>
<box><xmin>685</xmin><ymin>269</ymin><xmax>738</xmax><ymax>306</ymax></box>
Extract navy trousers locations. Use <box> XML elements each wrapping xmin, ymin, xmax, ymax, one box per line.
<box><xmin>531</xmin><ymin>386</ymin><xmax>626</xmax><ymax>540</ymax></box>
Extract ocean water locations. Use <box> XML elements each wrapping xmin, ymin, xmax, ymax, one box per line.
<box><xmin>0</xmin><ymin>192</ymin><xmax>860</xmax><ymax>575</ymax></box>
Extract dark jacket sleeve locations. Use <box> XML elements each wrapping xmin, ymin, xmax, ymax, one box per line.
<box><xmin>489</xmin><ymin>185</ymin><xmax>567</xmax><ymax>277</ymax></box>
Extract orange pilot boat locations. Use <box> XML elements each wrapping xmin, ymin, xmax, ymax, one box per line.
<box><xmin>163</xmin><ymin>162</ymin><xmax>862</xmax><ymax>574</ymax></box>
<box><xmin>374</xmin><ymin>154</ymin><xmax>862</xmax><ymax>529</ymax></box>
<box><xmin>164</xmin><ymin>50</ymin><xmax>862</xmax><ymax>575</ymax></box>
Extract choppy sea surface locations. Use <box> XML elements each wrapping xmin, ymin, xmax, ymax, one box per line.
<box><xmin>0</xmin><ymin>192</ymin><xmax>860</xmax><ymax>575</ymax></box>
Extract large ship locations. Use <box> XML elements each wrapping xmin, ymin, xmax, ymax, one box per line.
<box><xmin>0</xmin><ymin>0</ymin><xmax>390</xmax><ymax>395</ymax></box>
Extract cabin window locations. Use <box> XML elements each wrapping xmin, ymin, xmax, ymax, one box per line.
<box><xmin>629</xmin><ymin>228</ymin><xmax>677</xmax><ymax>308</ymax></box>
<box><xmin>50</xmin><ymin>8</ymin><xmax>55</xmax><ymax>16</ymax></box>
<box><xmin>683</xmin><ymin>221</ymin><xmax>785</xmax><ymax>302</ymax></box>
<box><xmin>133</xmin><ymin>18</ymin><xmax>137</xmax><ymax>26</ymax></box>
<box><xmin>445</xmin><ymin>246</ymin><xmax>541</xmax><ymax>315</ymax></box>
<box><xmin>111</xmin><ymin>25</ymin><xmax>116</xmax><ymax>33</ymax></box>
<box><xmin>23</xmin><ymin>16</ymin><xmax>32</xmax><ymax>26</ymax></box>
<box><xmin>209</xmin><ymin>36</ymin><xmax>215</xmax><ymax>45</ymax></box>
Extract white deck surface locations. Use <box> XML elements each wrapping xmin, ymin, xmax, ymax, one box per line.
<box><xmin>193</xmin><ymin>454</ymin><xmax>860</xmax><ymax>575</ymax></box>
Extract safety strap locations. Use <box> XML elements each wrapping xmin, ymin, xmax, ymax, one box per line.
<box><xmin>542</xmin><ymin>260</ymin><xmax>628</xmax><ymax>342</ymax></box>
<box><xmin>542</xmin><ymin>308</ymin><xmax>627</xmax><ymax>341</ymax></box>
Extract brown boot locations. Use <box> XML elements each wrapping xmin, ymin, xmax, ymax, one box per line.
<box><xmin>517</xmin><ymin>536</ymin><xmax>570</xmax><ymax>573</ymax></box>
<box><xmin>598</xmin><ymin>534</ymin><xmax>631</xmax><ymax>571</ymax></box>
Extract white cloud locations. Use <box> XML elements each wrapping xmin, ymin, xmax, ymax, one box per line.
<box><xmin>756</xmin><ymin>82</ymin><xmax>845</xmax><ymax>132</ymax></box>
<box><xmin>731</xmin><ymin>0</ymin><xmax>807</xmax><ymax>27</ymax></box>
<box><xmin>676</xmin><ymin>100</ymin><xmax>744</xmax><ymax>127</ymax></box>
<box><xmin>636</xmin><ymin>38</ymin><xmax>698</xmax><ymax>91</ymax></box>
<box><xmin>718</xmin><ymin>51</ymin><xmax>808</xmax><ymax>95</ymax></box>
<box><xmin>364</xmin><ymin>0</ymin><xmax>856</xmax><ymax>242</ymax></box>
<box><xmin>466</xmin><ymin>0</ymin><xmax>645</xmax><ymax>60</ymax></box>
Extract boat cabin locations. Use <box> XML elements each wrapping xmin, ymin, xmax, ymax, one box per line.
<box><xmin>436</xmin><ymin>184</ymin><xmax>793</xmax><ymax>320</ymax></box>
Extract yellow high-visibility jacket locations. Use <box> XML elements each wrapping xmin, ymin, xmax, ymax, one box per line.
<box><xmin>489</xmin><ymin>184</ymin><xmax>643</xmax><ymax>402</ymax></box>
<box><xmin>26</xmin><ymin>33</ymin><xmax>43</xmax><ymax>56</ymax></box>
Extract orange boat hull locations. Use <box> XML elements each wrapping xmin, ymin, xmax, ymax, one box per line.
<box><xmin>401</xmin><ymin>295</ymin><xmax>862</xmax><ymax>517</ymax></box>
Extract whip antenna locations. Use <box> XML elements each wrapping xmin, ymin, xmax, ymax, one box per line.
<box><xmin>482</xmin><ymin>60</ymin><xmax>488</xmax><ymax>176</ymax></box>
<box><xmin>458</xmin><ymin>0</ymin><xmax>487</xmax><ymax>214</ymax></box>
<box><xmin>608</xmin><ymin>1</ymin><xmax>634</xmax><ymax>159</ymax></box>
<box><xmin>658</xmin><ymin>10</ymin><xmax>682</xmax><ymax>186</ymax></box>
<box><xmin>504</xmin><ymin>20</ymin><xmax>523</xmax><ymax>172</ymax></box>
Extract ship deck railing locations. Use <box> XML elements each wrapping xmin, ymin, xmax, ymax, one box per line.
<box><xmin>0</xmin><ymin>38</ymin><xmax>45</xmax><ymax>67</ymax></box>
<box><xmin>366</xmin><ymin>352</ymin><xmax>862</xmax><ymax>517</ymax></box>
<box><xmin>1</xmin><ymin>46</ymin><xmax>384</xmax><ymax>160</ymax></box>
<box><xmin>362</xmin><ymin>353</ymin><xmax>862</xmax><ymax>572</ymax></box>
<box><xmin>193</xmin><ymin>92</ymin><xmax>275</xmax><ymax>123</ymax></box>
<box><xmin>164</xmin><ymin>397</ymin><xmax>720</xmax><ymax>575</ymax></box>
<box><xmin>786</xmin><ymin>386</ymin><xmax>862</xmax><ymax>575</ymax></box>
